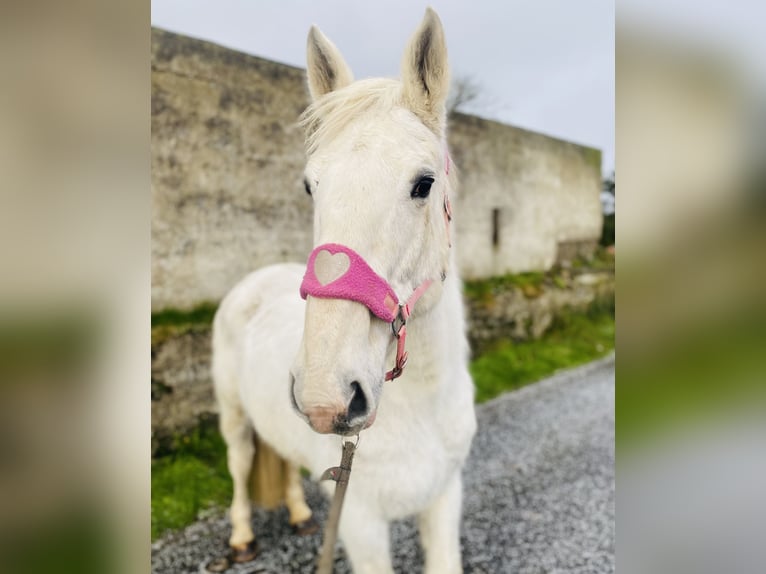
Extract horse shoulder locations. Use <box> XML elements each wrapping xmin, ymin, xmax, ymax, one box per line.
<box><xmin>213</xmin><ymin>263</ymin><xmax>306</xmax><ymax>404</ymax></box>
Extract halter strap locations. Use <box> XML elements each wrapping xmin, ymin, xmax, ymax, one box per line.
<box><xmin>384</xmin><ymin>279</ymin><xmax>432</xmax><ymax>380</ymax></box>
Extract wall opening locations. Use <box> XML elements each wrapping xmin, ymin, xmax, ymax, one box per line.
<box><xmin>492</xmin><ymin>208</ymin><xmax>501</xmax><ymax>249</ymax></box>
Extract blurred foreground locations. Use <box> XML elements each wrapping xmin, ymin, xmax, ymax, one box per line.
<box><xmin>0</xmin><ymin>2</ymin><xmax>149</xmax><ymax>573</ymax></box>
<box><xmin>618</xmin><ymin>2</ymin><xmax>766</xmax><ymax>573</ymax></box>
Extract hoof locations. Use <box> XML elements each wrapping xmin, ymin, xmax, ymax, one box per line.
<box><xmin>229</xmin><ymin>539</ymin><xmax>258</xmax><ymax>563</ymax></box>
<box><xmin>203</xmin><ymin>556</ymin><xmax>230</xmax><ymax>573</ymax></box>
<box><xmin>292</xmin><ymin>516</ymin><xmax>320</xmax><ymax>536</ymax></box>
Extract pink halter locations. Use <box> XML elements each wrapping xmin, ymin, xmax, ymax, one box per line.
<box><xmin>300</xmin><ymin>243</ymin><xmax>433</xmax><ymax>380</ymax></box>
<box><xmin>299</xmin><ymin>151</ymin><xmax>452</xmax><ymax>381</ymax></box>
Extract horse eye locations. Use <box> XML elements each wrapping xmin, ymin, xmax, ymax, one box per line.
<box><xmin>411</xmin><ymin>177</ymin><xmax>433</xmax><ymax>199</ymax></box>
<box><xmin>303</xmin><ymin>178</ymin><xmax>312</xmax><ymax>196</ymax></box>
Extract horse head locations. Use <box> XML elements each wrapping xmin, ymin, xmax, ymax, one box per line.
<box><xmin>290</xmin><ymin>8</ymin><xmax>455</xmax><ymax>435</ymax></box>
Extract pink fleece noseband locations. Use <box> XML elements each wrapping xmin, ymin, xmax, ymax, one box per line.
<box><xmin>299</xmin><ymin>152</ymin><xmax>452</xmax><ymax>381</ymax></box>
<box><xmin>300</xmin><ymin>243</ymin><xmax>402</xmax><ymax>322</ymax></box>
<box><xmin>300</xmin><ymin>243</ymin><xmax>433</xmax><ymax>381</ymax></box>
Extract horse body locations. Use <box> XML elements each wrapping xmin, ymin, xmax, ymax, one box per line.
<box><xmin>217</xmin><ymin>263</ymin><xmax>474</xmax><ymax>501</ymax></box>
<box><xmin>212</xmin><ymin>9</ymin><xmax>476</xmax><ymax>573</ymax></box>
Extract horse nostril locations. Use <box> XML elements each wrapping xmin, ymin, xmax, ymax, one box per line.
<box><xmin>289</xmin><ymin>373</ymin><xmax>301</xmax><ymax>413</ymax></box>
<box><xmin>347</xmin><ymin>381</ymin><xmax>368</xmax><ymax>421</ymax></box>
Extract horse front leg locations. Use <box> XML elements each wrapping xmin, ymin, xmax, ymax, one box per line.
<box><xmin>218</xmin><ymin>401</ymin><xmax>257</xmax><ymax>562</ymax></box>
<box><xmin>418</xmin><ymin>471</ymin><xmax>464</xmax><ymax>574</ymax></box>
<box><xmin>337</xmin><ymin>497</ymin><xmax>394</xmax><ymax>574</ymax></box>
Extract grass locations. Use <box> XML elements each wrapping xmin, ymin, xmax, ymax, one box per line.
<box><xmin>470</xmin><ymin>297</ymin><xmax>615</xmax><ymax>403</ymax></box>
<box><xmin>151</xmin><ymin>291</ymin><xmax>615</xmax><ymax>540</ymax></box>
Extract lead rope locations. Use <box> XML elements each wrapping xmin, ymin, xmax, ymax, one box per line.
<box><xmin>316</xmin><ymin>438</ymin><xmax>358</xmax><ymax>574</ymax></box>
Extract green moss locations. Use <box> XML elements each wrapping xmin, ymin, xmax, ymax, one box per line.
<box><xmin>151</xmin><ymin>301</ymin><xmax>218</xmax><ymax>329</ymax></box>
<box><xmin>151</xmin><ymin>302</ymin><xmax>218</xmax><ymax>346</ymax></box>
<box><xmin>464</xmin><ymin>271</ymin><xmax>547</xmax><ymax>303</ymax></box>
<box><xmin>152</xmin><ymin>457</ymin><xmax>231</xmax><ymax>540</ymax></box>
<box><xmin>151</xmin><ymin>422</ymin><xmax>231</xmax><ymax>540</ymax></box>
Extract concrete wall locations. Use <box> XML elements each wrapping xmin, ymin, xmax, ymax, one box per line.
<box><xmin>449</xmin><ymin>114</ymin><xmax>603</xmax><ymax>278</ymax></box>
<box><xmin>152</xmin><ymin>29</ymin><xmax>312</xmax><ymax>310</ymax></box>
<box><xmin>151</xmin><ymin>28</ymin><xmax>602</xmax><ymax>310</ymax></box>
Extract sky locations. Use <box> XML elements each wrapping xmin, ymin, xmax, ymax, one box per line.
<box><xmin>152</xmin><ymin>0</ymin><xmax>615</xmax><ymax>175</ymax></box>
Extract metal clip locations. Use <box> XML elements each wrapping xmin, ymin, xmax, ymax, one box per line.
<box><xmin>320</xmin><ymin>466</ymin><xmax>342</xmax><ymax>482</ymax></box>
<box><xmin>320</xmin><ymin>440</ymin><xmax>357</xmax><ymax>483</ymax></box>
<box><xmin>391</xmin><ymin>305</ymin><xmax>406</xmax><ymax>337</ymax></box>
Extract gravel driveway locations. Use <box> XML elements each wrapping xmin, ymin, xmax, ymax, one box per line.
<box><xmin>152</xmin><ymin>355</ymin><xmax>615</xmax><ymax>573</ymax></box>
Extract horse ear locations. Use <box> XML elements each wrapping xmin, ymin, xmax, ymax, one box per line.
<box><xmin>306</xmin><ymin>25</ymin><xmax>354</xmax><ymax>100</ymax></box>
<box><xmin>401</xmin><ymin>7</ymin><xmax>450</xmax><ymax>133</ymax></box>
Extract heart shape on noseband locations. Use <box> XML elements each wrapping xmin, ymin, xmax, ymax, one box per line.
<box><xmin>314</xmin><ymin>250</ymin><xmax>351</xmax><ymax>285</ymax></box>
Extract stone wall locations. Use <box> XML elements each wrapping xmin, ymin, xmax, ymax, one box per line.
<box><xmin>151</xmin><ymin>327</ymin><xmax>213</xmax><ymax>452</ymax></box>
<box><xmin>151</xmin><ymin>28</ymin><xmax>603</xmax><ymax>311</ymax></box>
<box><xmin>465</xmin><ymin>270</ymin><xmax>614</xmax><ymax>355</ymax></box>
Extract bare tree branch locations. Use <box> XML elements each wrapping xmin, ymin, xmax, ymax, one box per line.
<box><xmin>447</xmin><ymin>74</ymin><xmax>508</xmax><ymax>119</ymax></box>
<box><xmin>447</xmin><ymin>75</ymin><xmax>482</xmax><ymax>116</ymax></box>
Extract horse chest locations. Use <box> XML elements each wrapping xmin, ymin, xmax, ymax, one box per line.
<box><xmin>352</xmin><ymin>428</ymin><xmax>456</xmax><ymax>519</ymax></box>
<box><xmin>347</xmin><ymin>391</ymin><xmax>474</xmax><ymax>519</ymax></box>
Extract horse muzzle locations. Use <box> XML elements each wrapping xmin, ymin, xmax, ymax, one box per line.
<box><xmin>291</xmin><ymin>374</ymin><xmax>375</xmax><ymax>435</ymax></box>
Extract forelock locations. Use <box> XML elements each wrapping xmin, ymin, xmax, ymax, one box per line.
<box><xmin>299</xmin><ymin>78</ymin><xmax>403</xmax><ymax>155</ymax></box>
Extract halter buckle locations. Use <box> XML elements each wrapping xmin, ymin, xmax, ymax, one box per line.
<box><xmin>391</xmin><ymin>305</ymin><xmax>406</xmax><ymax>338</ymax></box>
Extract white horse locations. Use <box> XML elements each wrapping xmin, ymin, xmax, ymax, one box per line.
<box><xmin>212</xmin><ymin>8</ymin><xmax>476</xmax><ymax>573</ymax></box>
